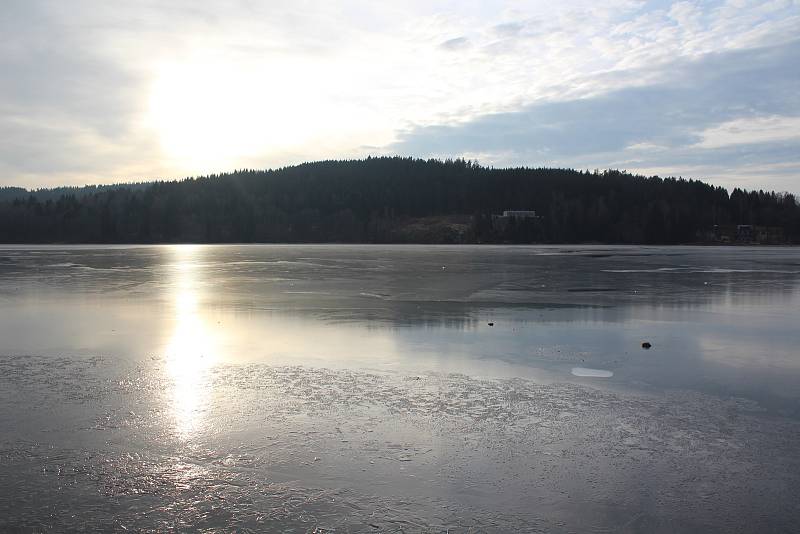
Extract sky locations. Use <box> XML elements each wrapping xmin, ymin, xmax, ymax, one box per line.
<box><xmin>1</xmin><ymin>0</ymin><xmax>798</xmax><ymax>192</ymax></box>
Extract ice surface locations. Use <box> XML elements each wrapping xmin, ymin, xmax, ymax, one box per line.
<box><xmin>1</xmin><ymin>244</ymin><xmax>800</xmax><ymax>531</ymax></box>
<box><xmin>0</xmin><ymin>354</ymin><xmax>798</xmax><ymax>531</ymax></box>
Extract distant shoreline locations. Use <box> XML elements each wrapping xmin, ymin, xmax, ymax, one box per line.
<box><xmin>2</xmin><ymin>158</ymin><xmax>798</xmax><ymax>245</ymax></box>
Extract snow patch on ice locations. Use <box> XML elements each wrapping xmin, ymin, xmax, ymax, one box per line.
<box><xmin>571</xmin><ymin>367</ymin><xmax>613</xmax><ymax>378</ymax></box>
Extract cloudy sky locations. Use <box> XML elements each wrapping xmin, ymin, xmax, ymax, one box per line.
<box><xmin>1</xmin><ymin>0</ymin><xmax>798</xmax><ymax>192</ymax></box>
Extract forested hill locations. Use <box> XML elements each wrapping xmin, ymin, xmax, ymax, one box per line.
<box><xmin>1</xmin><ymin>157</ymin><xmax>798</xmax><ymax>244</ymax></box>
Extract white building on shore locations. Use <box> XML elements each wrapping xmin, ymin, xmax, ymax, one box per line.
<box><xmin>491</xmin><ymin>210</ymin><xmax>540</xmax><ymax>230</ymax></box>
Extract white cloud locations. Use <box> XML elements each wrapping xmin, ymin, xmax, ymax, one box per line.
<box><xmin>694</xmin><ymin>116</ymin><xmax>800</xmax><ymax>149</ymax></box>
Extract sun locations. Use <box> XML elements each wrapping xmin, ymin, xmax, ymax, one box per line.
<box><xmin>146</xmin><ymin>57</ymin><xmax>305</xmax><ymax>172</ymax></box>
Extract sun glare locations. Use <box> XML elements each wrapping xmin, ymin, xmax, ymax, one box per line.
<box><xmin>164</xmin><ymin>245</ymin><xmax>217</xmax><ymax>438</ymax></box>
<box><xmin>147</xmin><ymin>58</ymin><xmax>308</xmax><ymax>172</ymax></box>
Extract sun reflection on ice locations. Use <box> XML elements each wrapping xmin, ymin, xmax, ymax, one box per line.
<box><xmin>164</xmin><ymin>245</ymin><xmax>217</xmax><ymax>439</ymax></box>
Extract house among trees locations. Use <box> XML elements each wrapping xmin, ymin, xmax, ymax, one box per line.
<box><xmin>500</xmin><ymin>210</ymin><xmax>539</xmax><ymax>219</ymax></box>
<box><xmin>709</xmin><ymin>224</ymin><xmax>786</xmax><ymax>244</ymax></box>
<box><xmin>492</xmin><ymin>210</ymin><xmax>539</xmax><ymax>229</ymax></box>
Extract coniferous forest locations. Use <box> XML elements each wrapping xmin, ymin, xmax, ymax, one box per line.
<box><xmin>0</xmin><ymin>157</ymin><xmax>798</xmax><ymax>244</ymax></box>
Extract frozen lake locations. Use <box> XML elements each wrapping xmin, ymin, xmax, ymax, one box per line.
<box><xmin>1</xmin><ymin>245</ymin><xmax>799</xmax><ymax>531</ymax></box>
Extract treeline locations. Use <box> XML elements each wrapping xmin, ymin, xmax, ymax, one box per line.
<box><xmin>0</xmin><ymin>187</ymin><xmax>29</xmax><ymax>203</ymax></box>
<box><xmin>0</xmin><ymin>183</ymin><xmax>151</xmax><ymax>203</ymax></box>
<box><xmin>0</xmin><ymin>157</ymin><xmax>798</xmax><ymax>244</ymax></box>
